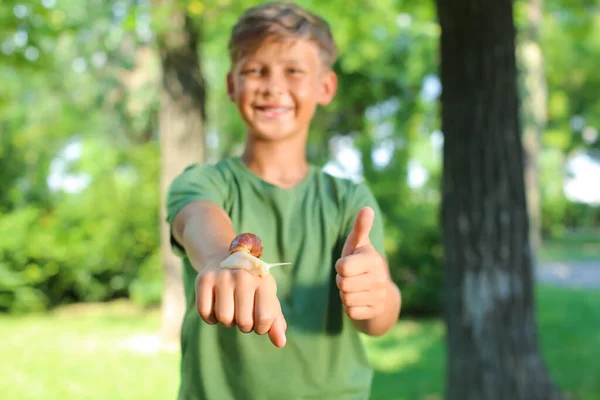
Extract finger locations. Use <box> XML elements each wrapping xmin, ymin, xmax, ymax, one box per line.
<box><xmin>344</xmin><ymin>305</ymin><xmax>374</xmax><ymax>320</ymax></box>
<box><xmin>214</xmin><ymin>273</ymin><xmax>235</xmax><ymax>327</ymax></box>
<box><xmin>339</xmin><ymin>290</ymin><xmax>377</xmax><ymax>308</ymax></box>
<box><xmin>234</xmin><ymin>284</ymin><xmax>256</xmax><ymax>334</ymax></box>
<box><xmin>341</xmin><ymin>207</ymin><xmax>375</xmax><ymax>257</ymax></box>
<box><xmin>336</xmin><ymin>273</ymin><xmax>372</xmax><ymax>293</ymax></box>
<box><xmin>253</xmin><ymin>281</ymin><xmax>277</xmax><ymax>336</ymax></box>
<box><xmin>196</xmin><ymin>273</ymin><xmax>217</xmax><ymax>325</ymax></box>
<box><xmin>233</xmin><ymin>271</ymin><xmax>257</xmax><ymax>333</ymax></box>
<box><xmin>268</xmin><ymin>309</ymin><xmax>287</xmax><ymax>348</ymax></box>
<box><xmin>335</xmin><ymin>253</ymin><xmax>371</xmax><ymax>277</ymax></box>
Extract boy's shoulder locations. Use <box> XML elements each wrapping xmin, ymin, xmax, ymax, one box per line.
<box><xmin>176</xmin><ymin>157</ymin><xmax>237</xmax><ymax>177</ymax></box>
<box><xmin>166</xmin><ymin>158</ymin><xmax>237</xmax><ymax>221</ymax></box>
<box><xmin>169</xmin><ymin>157</ymin><xmax>243</xmax><ymax>193</ymax></box>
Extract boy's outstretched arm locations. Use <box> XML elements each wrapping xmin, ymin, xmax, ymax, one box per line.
<box><xmin>172</xmin><ymin>200</ymin><xmax>236</xmax><ymax>273</ymax></box>
<box><xmin>335</xmin><ymin>207</ymin><xmax>402</xmax><ymax>337</ymax></box>
<box><xmin>171</xmin><ymin>200</ymin><xmax>288</xmax><ymax>347</ymax></box>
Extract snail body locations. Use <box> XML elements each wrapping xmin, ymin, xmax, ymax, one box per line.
<box><xmin>219</xmin><ymin>233</ymin><xmax>290</xmax><ymax>277</ymax></box>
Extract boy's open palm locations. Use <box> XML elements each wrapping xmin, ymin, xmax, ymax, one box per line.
<box><xmin>195</xmin><ymin>267</ymin><xmax>287</xmax><ymax>348</ymax></box>
<box><xmin>336</xmin><ymin>207</ymin><xmax>389</xmax><ymax>321</ymax></box>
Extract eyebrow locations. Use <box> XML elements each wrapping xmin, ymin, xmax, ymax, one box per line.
<box><xmin>281</xmin><ymin>58</ymin><xmax>302</xmax><ymax>63</ymax></box>
<box><xmin>242</xmin><ymin>56</ymin><xmax>306</xmax><ymax>65</ymax></box>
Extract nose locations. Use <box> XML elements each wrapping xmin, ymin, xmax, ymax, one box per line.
<box><xmin>261</xmin><ymin>69</ymin><xmax>285</xmax><ymax>95</ymax></box>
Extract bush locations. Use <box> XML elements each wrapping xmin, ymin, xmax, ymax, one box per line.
<box><xmin>129</xmin><ymin>250</ymin><xmax>163</xmax><ymax>308</ymax></box>
<box><xmin>563</xmin><ymin>201</ymin><xmax>600</xmax><ymax>229</ymax></box>
<box><xmin>384</xmin><ymin>201</ymin><xmax>443</xmax><ymax>317</ymax></box>
<box><xmin>0</xmin><ymin>141</ymin><xmax>162</xmax><ymax>313</ymax></box>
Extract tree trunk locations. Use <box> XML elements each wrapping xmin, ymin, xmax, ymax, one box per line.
<box><xmin>153</xmin><ymin>2</ymin><xmax>206</xmax><ymax>345</ymax></box>
<box><xmin>435</xmin><ymin>1</ymin><xmax>564</xmax><ymax>399</ymax></box>
<box><xmin>519</xmin><ymin>0</ymin><xmax>547</xmax><ymax>251</ymax></box>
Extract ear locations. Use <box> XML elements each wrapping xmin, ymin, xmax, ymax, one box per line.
<box><xmin>226</xmin><ymin>72</ymin><xmax>235</xmax><ymax>102</ymax></box>
<box><xmin>317</xmin><ymin>69</ymin><xmax>338</xmax><ymax>106</ymax></box>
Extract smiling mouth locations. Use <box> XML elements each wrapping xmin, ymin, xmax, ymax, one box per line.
<box><xmin>254</xmin><ymin>106</ymin><xmax>293</xmax><ymax>117</ymax></box>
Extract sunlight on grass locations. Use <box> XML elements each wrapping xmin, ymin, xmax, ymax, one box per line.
<box><xmin>361</xmin><ymin>319</ymin><xmax>445</xmax><ymax>400</ymax></box>
<box><xmin>0</xmin><ymin>301</ymin><xmax>180</xmax><ymax>400</ymax></box>
<box><xmin>361</xmin><ymin>321</ymin><xmax>445</xmax><ymax>372</ymax></box>
<box><xmin>362</xmin><ymin>286</ymin><xmax>600</xmax><ymax>400</ymax></box>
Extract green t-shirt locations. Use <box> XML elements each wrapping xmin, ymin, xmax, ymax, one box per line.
<box><xmin>166</xmin><ymin>156</ymin><xmax>386</xmax><ymax>400</ymax></box>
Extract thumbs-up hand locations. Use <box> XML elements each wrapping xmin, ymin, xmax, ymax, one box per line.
<box><xmin>336</xmin><ymin>207</ymin><xmax>389</xmax><ymax>321</ymax></box>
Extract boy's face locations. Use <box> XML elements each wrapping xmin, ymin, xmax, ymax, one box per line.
<box><xmin>227</xmin><ymin>37</ymin><xmax>337</xmax><ymax>143</ymax></box>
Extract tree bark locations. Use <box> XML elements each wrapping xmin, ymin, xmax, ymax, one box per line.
<box><xmin>435</xmin><ymin>1</ymin><xmax>564</xmax><ymax>399</ymax></box>
<box><xmin>153</xmin><ymin>2</ymin><xmax>206</xmax><ymax>345</ymax></box>
<box><xmin>519</xmin><ymin>0</ymin><xmax>547</xmax><ymax>251</ymax></box>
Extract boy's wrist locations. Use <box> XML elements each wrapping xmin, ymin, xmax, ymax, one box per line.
<box><xmin>183</xmin><ymin>236</ymin><xmax>231</xmax><ymax>272</ymax></box>
<box><xmin>201</xmin><ymin>249</ymin><xmax>232</xmax><ymax>271</ymax></box>
<box><xmin>351</xmin><ymin>279</ymin><xmax>401</xmax><ymax>337</ymax></box>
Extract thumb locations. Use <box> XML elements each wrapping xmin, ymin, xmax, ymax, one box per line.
<box><xmin>268</xmin><ymin>313</ymin><xmax>287</xmax><ymax>348</ymax></box>
<box><xmin>341</xmin><ymin>207</ymin><xmax>375</xmax><ymax>257</ymax></box>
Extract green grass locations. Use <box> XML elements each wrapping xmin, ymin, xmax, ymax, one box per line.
<box><xmin>535</xmin><ymin>287</ymin><xmax>600</xmax><ymax>400</ymax></box>
<box><xmin>1</xmin><ymin>287</ymin><xmax>599</xmax><ymax>400</ymax></box>
<box><xmin>0</xmin><ymin>301</ymin><xmax>180</xmax><ymax>400</ymax></box>
<box><xmin>540</xmin><ymin>230</ymin><xmax>600</xmax><ymax>262</ymax></box>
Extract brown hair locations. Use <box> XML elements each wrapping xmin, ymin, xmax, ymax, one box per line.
<box><xmin>228</xmin><ymin>2</ymin><xmax>338</xmax><ymax>69</ymax></box>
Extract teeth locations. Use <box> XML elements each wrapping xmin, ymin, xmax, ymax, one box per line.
<box><xmin>257</xmin><ymin>107</ymin><xmax>288</xmax><ymax>115</ymax></box>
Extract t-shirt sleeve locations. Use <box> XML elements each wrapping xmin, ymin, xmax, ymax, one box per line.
<box><xmin>342</xmin><ymin>182</ymin><xmax>387</xmax><ymax>258</ymax></box>
<box><xmin>165</xmin><ymin>163</ymin><xmax>228</xmax><ymax>256</ymax></box>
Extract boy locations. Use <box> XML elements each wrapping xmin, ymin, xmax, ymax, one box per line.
<box><xmin>166</xmin><ymin>2</ymin><xmax>402</xmax><ymax>399</ymax></box>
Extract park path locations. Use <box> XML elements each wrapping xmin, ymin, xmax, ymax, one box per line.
<box><xmin>536</xmin><ymin>261</ymin><xmax>600</xmax><ymax>288</ymax></box>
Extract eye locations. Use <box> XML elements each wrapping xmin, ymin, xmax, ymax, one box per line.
<box><xmin>287</xmin><ymin>68</ymin><xmax>304</xmax><ymax>75</ymax></box>
<box><xmin>242</xmin><ymin>67</ymin><xmax>263</xmax><ymax>76</ymax></box>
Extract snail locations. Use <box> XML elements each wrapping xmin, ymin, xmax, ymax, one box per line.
<box><xmin>219</xmin><ymin>233</ymin><xmax>291</xmax><ymax>277</ymax></box>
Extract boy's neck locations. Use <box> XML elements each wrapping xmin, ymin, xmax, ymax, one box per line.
<box><xmin>241</xmin><ymin>135</ymin><xmax>310</xmax><ymax>189</ymax></box>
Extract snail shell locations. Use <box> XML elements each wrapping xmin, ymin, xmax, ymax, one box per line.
<box><xmin>229</xmin><ymin>233</ymin><xmax>263</xmax><ymax>258</ymax></box>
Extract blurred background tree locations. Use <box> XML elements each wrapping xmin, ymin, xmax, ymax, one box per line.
<box><xmin>436</xmin><ymin>0</ymin><xmax>563</xmax><ymax>397</ymax></box>
<box><xmin>151</xmin><ymin>0</ymin><xmax>206</xmax><ymax>345</ymax></box>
